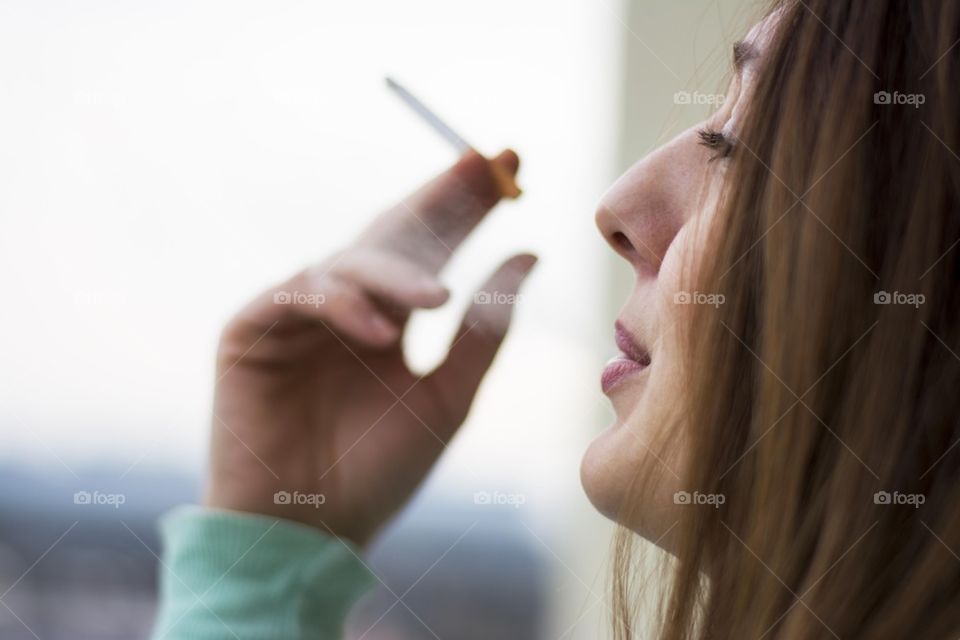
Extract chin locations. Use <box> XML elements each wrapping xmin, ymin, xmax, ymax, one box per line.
<box><xmin>580</xmin><ymin>416</ymin><xmax>685</xmax><ymax>553</ymax></box>
<box><xmin>579</xmin><ymin>425</ymin><xmax>631</xmax><ymax>524</ymax></box>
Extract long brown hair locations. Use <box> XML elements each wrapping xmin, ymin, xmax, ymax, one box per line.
<box><xmin>615</xmin><ymin>1</ymin><xmax>960</xmax><ymax>637</ymax></box>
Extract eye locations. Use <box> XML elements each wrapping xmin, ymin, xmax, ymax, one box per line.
<box><xmin>697</xmin><ymin>127</ymin><xmax>734</xmax><ymax>160</ymax></box>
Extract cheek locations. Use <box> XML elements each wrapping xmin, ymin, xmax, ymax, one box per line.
<box><xmin>649</xmin><ymin>221</ymin><xmax>704</xmax><ymax>380</ymax></box>
<box><xmin>659</xmin><ymin>211</ymin><xmax>716</xmax><ymax>303</ymax></box>
<box><xmin>654</xmin><ymin>204</ymin><xmax>722</xmax><ymax>354</ymax></box>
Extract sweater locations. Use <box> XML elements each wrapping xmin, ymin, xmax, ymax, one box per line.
<box><xmin>151</xmin><ymin>506</ymin><xmax>375</xmax><ymax>639</ymax></box>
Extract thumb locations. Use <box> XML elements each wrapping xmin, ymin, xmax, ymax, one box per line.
<box><xmin>425</xmin><ymin>253</ymin><xmax>538</xmax><ymax>428</ymax></box>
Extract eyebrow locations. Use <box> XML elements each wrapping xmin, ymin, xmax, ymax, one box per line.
<box><xmin>733</xmin><ymin>40</ymin><xmax>760</xmax><ymax>72</ymax></box>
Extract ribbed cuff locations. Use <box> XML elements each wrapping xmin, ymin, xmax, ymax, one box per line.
<box><xmin>151</xmin><ymin>506</ymin><xmax>375</xmax><ymax>640</ymax></box>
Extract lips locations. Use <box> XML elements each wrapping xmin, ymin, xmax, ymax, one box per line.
<box><xmin>601</xmin><ymin>321</ymin><xmax>651</xmax><ymax>394</ymax></box>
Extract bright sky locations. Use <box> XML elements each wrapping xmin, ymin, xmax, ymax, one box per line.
<box><xmin>0</xmin><ymin>0</ymin><xmax>621</xmax><ymax>503</ymax></box>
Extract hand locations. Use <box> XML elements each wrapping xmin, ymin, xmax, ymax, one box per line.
<box><xmin>205</xmin><ymin>150</ymin><xmax>537</xmax><ymax>546</ymax></box>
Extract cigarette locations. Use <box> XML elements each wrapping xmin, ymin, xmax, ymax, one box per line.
<box><xmin>385</xmin><ymin>76</ymin><xmax>522</xmax><ymax>199</ymax></box>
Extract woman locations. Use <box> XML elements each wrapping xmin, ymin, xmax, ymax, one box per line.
<box><xmin>153</xmin><ymin>0</ymin><xmax>960</xmax><ymax>637</ymax></box>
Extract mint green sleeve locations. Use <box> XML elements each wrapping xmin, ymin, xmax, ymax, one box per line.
<box><xmin>151</xmin><ymin>506</ymin><xmax>375</xmax><ymax>640</ymax></box>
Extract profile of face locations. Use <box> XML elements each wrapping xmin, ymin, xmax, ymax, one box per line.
<box><xmin>581</xmin><ymin>12</ymin><xmax>780</xmax><ymax>542</ymax></box>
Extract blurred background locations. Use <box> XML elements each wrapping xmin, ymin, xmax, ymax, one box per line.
<box><xmin>0</xmin><ymin>0</ymin><xmax>756</xmax><ymax>638</ymax></box>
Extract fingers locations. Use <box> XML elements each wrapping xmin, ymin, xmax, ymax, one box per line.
<box><xmin>425</xmin><ymin>253</ymin><xmax>538</xmax><ymax>429</ymax></box>
<box><xmin>358</xmin><ymin>149</ymin><xmax>521</xmax><ymax>275</ymax></box>
<box><xmin>223</xmin><ymin>147</ymin><xmax>522</xmax><ymax>360</ymax></box>
<box><xmin>326</xmin><ymin>250</ymin><xmax>449</xmax><ymax>311</ymax></box>
<box><xmin>245</xmin><ymin>250</ymin><xmax>451</xmax><ymax>349</ymax></box>
<box><xmin>258</xmin><ymin>148</ymin><xmax>519</xmax><ymax>349</ymax></box>
<box><xmin>276</xmin><ymin>274</ymin><xmax>401</xmax><ymax>347</ymax></box>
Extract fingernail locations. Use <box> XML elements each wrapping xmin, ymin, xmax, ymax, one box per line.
<box><xmin>427</xmin><ymin>285</ymin><xmax>451</xmax><ymax>304</ymax></box>
<box><xmin>411</xmin><ymin>277</ymin><xmax>449</xmax><ymax>305</ymax></box>
<box><xmin>520</xmin><ymin>253</ymin><xmax>539</xmax><ymax>273</ymax></box>
<box><xmin>415</xmin><ymin>275</ymin><xmax>446</xmax><ymax>293</ymax></box>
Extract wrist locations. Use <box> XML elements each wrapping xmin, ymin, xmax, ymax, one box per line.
<box><xmin>203</xmin><ymin>483</ymin><xmax>373</xmax><ymax>547</ymax></box>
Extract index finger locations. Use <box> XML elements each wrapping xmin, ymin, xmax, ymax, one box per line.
<box><xmin>355</xmin><ymin>149</ymin><xmax>520</xmax><ymax>275</ymax></box>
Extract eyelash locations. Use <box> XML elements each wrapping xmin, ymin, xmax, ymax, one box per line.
<box><xmin>697</xmin><ymin>127</ymin><xmax>734</xmax><ymax>160</ymax></box>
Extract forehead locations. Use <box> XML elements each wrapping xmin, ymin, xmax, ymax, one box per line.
<box><xmin>720</xmin><ymin>8</ymin><xmax>785</xmax><ymax>134</ymax></box>
<box><xmin>738</xmin><ymin>8</ymin><xmax>784</xmax><ymax>71</ymax></box>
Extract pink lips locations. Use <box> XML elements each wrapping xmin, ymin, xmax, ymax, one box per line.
<box><xmin>601</xmin><ymin>322</ymin><xmax>651</xmax><ymax>393</ymax></box>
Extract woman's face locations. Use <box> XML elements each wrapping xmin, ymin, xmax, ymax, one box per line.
<box><xmin>581</xmin><ymin>14</ymin><xmax>778</xmax><ymax>543</ymax></box>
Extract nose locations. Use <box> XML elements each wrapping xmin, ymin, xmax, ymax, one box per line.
<box><xmin>595</xmin><ymin>129</ymin><xmax>700</xmax><ymax>278</ymax></box>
